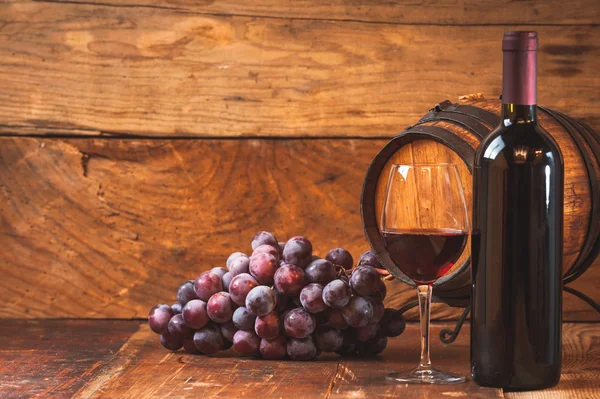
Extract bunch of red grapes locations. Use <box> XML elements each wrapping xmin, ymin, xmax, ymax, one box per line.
<box><xmin>148</xmin><ymin>232</ymin><xmax>406</xmax><ymax>360</ymax></box>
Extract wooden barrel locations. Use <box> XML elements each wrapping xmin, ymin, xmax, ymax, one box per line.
<box><xmin>361</xmin><ymin>98</ymin><xmax>600</xmax><ymax>306</ymax></box>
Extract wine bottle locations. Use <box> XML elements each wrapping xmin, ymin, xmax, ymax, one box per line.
<box><xmin>471</xmin><ymin>31</ymin><xmax>563</xmax><ymax>391</ymax></box>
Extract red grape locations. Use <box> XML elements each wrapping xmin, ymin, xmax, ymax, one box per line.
<box><xmin>326</xmin><ymin>248</ymin><xmax>354</xmax><ymax>270</ymax></box>
<box><xmin>193</xmin><ymin>323</ymin><xmax>224</xmax><ymax>354</ymax></box>
<box><xmin>171</xmin><ymin>302</ymin><xmax>182</xmax><ymax>314</ymax></box>
<box><xmin>232</xmin><ymin>306</ymin><xmax>256</xmax><ymax>330</ymax></box>
<box><xmin>349</xmin><ymin>266</ymin><xmax>380</xmax><ymax>297</ymax></box>
<box><xmin>177</xmin><ymin>281</ymin><xmax>198</xmax><ymax>305</ymax></box>
<box><xmin>358</xmin><ymin>250</ymin><xmax>381</xmax><ymax>269</ymax></box>
<box><xmin>182</xmin><ymin>299</ymin><xmax>209</xmax><ymax>329</ymax></box>
<box><xmin>299</xmin><ymin>283</ymin><xmax>326</xmax><ymax>314</ymax></box>
<box><xmin>342</xmin><ymin>296</ymin><xmax>373</xmax><ymax>328</ymax></box>
<box><xmin>249</xmin><ymin>252</ymin><xmax>279</xmax><ymax>285</ymax></box>
<box><xmin>305</xmin><ymin>259</ymin><xmax>336</xmax><ymax>285</ymax></box>
<box><xmin>211</xmin><ymin>267</ymin><xmax>228</xmax><ymax>279</ymax></box>
<box><xmin>327</xmin><ymin>308</ymin><xmax>349</xmax><ymax>330</ymax></box>
<box><xmin>287</xmin><ymin>337</ymin><xmax>317</xmax><ymax>360</ymax></box>
<box><xmin>245</xmin><ymin>286</ymin><xmax>276</xmax><ymax>317</ymax></box>
<box><xmin>229</xmin><ymin>273</ymin><xmax>259</xmax><ymax>307</ymax></box>
<box><xmin>356</xmin><ymin>322</ymin><xmax>380</xmax><ymax>342</ymax></box>
<box><xmin>160</xmin><ymin>331</ymin><xmax>183</xmax><ymax>351</ymax></box>
<box><xmin>194</xmin><ymin>272</ymin><xmax>223</xmax><ymax>302</ymax></box>
<box><xmin>274</xmin><ymin>263</ymin><xmax>305</xmax><ymax>296</ymax></box>
<box><xmin>207</xmin><ymin>292</ymin><xmax>235</xmax><ymax>323</ymax></box>
<box><xmin>168</xmin><ymin>314</ymin><xmax>192</xmax><ymax>337</ymax></box>
<box><xmin>233</xmin><ymin>330</ymin><xmax>260</xmax><ymax>356</ymax></box>
<box><xmin>360</xmin><ymin>333</ymin><xmax>388</xmax><ymax>356</ymax></box>
<box><xmin>277</xmin><ymin>241</ymin><xmax>286</xmax><ymax>256</ymax></box>
<box><xmin>220</xmin><ymin>320</ymin><xmax>237</xmax><ymax>342</ymax></box>
<box><xmin>251</xmin><ymin>231</ymin><xmax>278</xmax><ymax>250</ymax></box>
<box><xmin>227</xmin><ymin>252</ymin><xmax>246</xmax><ymax>268</ymax></box>
<box><xmin>147</xmin><ymin>305</ymin><xmax>173</xmax><ymax>334</ymax></box>
<box><xmin>228</xmin><ymin>255</ymin><xmax>250</xmax><ymax>277</ymax></box>
<box><xmin>252</xmin><ymin>244</ymin><xmax>280</xmax><ymax>260</ymax></box>
<box><xmin>282</xmin><ymin>237</ymin><xmax>312</xmax><ymax>269</ymax></box>
<box><xmin>322</xmin><ymin>280</ymin><xmax>351</xmax><ymax>309</ymax></box>
<box><xmin>255</xmin><ymin>312</ymin><xmax>280</xmax><ymax>339</ymax></box>
<box><xmin>284</xmin><ymin>308</ymin><xmax>315</xmax><ymax>339</ymax></box>
<box><xmin>314</xmin><ymin>325</ymin><xmax>343</xmax><ymax>353</ymax></box>
<box><xmin>260</xmin><ymin>336</ymin><xmax>287</xmax><ymax>360</ymax></box>
<box><xmin>381</xmin><ymin>309</ymin><xmax>406</xmax><ymax>337</ymax></box>
<box><xmin>222</xmin><ymin>272</ymin><xmax>232</xmax><ymax>291</ymax></box>
<box><xmin>182</xmin><ymin>336</ymin><xmax>200</xmax><ymax>354</ymax></box>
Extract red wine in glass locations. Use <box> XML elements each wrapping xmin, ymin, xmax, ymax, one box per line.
<box><xmin>382</xmin><ymin>228</ymin><xmax>468</xmax><ymax>285</ymax></box>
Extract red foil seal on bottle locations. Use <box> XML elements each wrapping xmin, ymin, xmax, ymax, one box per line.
<box><xmin>502</xmin><ymin>31</ymin><xmax>538</xmax><ymax>105</ymax></box>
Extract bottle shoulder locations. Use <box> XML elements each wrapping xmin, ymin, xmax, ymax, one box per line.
<box><xmin>475</xmin><ymin>123</ymin><xmax>564</xmax><ymax>167</ymax></box>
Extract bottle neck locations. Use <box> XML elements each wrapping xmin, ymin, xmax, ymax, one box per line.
<box><xmin>501</xmin><ymin>103</ymin><xmax>537</xmax><ymax>125</ymax></box>
<box><xmin>501</xmin><ymin>44</ymin><xmax>537</xmax><ymax>113</ymax></box>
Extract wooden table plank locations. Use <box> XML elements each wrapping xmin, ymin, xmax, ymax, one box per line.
<box><xmin>329</xmin><ymin>323</ymin><xmax>502</xmax><ymax>399</ymax></box>
<box><xmin>78</xmin><ymin>324</ymin><xmax>340</xmax><ymax>398</ymax></box>
<box><xmin>505</xmin><ymin>323</ymin><xmax>600</xmax><ymax>399</ymax></box>
<box><xmin>0</xmin><ymin>320</ymin><xmax>142</xmax><ymax>399</ymax></box>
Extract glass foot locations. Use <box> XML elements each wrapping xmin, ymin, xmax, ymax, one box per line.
<box><xmin>386</xmin><ymin>366</ymin><xmax>466</xmax><ymax>385</ymax></box>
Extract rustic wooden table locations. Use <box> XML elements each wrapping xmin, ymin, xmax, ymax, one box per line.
<box><xmin>1</xmin><ymin>321</ymin><xmax>597</xmax><ymax>398</ymax></box>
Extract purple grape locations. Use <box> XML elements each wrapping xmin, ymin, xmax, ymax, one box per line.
<box><xmin>251</xmin><ymin>231</ymin><xmax>278</xmax><ymax>250</ymax></box>
<box><xmin>381</xmin><ymin>309</ymin><xmax>406</xmax><ymax>337</ymax></box>
<box><xmin>358</xmin><ymin>250</ymin><xmax>381</xmax><ymax>269</ymax></box>
<box><xmin>287</xmin><ymin>337</ymin><xmax>317</xmax><ymax>360</ymax></box>
<box><xmin>260</xmin><ymin>336</ymin><xmax>287</xmax><ymax>359</ymax></box>
<box><xmin>305</xmin><ymin>259</ymin><xmax>336</xmax><ymax>285</ymax></box>
<box><xmin>177</xmin><ymin>281</ymin><xmax>198</xmax><ymax>305</ymax></box>
<box><xmin>168</xmin><ymin>314</ymin><xmax>192</xmax><ymax>337</ymax></box>
<box><xmin>160</xmin><ymin>331</ymin><xmax>183</xmax><ymax>351</ymax></box>
<box><xmin>282</xmin><ymin>237</ymin><xmax>312</xmax><ymax>269</ymax></box>
<box><xmin>194</xmin><ymin>272</ymin><xmax>223</xmax><ymax>302</ymax></box>
<box><xmin>182</xmin><ymin>336</ymin><xmax>200</xmax><ymax>354</ymax></box>
<box><xmin>322</xmin><ymin>279</ymin><xmax>351</xmax><ymax>309</ymax></box>
<box><xmin>371</xmin><ymin>279</ymin><xmax>387</xmax><ymax>301</ymax></box>
<box><xmin>314</xmin><ymin>325</ymin><xmax>343</xmax><ymax>352</ymax></box>
<box><xmin>226</xmin><ymin>252</ymin><xmax>246</xmax><ymax>268</ymax></box>
<box><xmin>245</xmin><ymin>286</ymin><xmax>276</xmax><ymax>317</ymax></box>
<box><xmin>222</xmin><ymin>272</ymin><xmax>233</xmax><ymax>291</ymax></box>
<box><xmin>284</xmin><ymin>308</ymin><xmax>316</xmax><ymax>339</ymax></box>
<box><xmin>342</xmin><ymin>296</ymin><xmax>373</xmax><ymax>328</ymax></box>
<box><xmin>356</xmin><ymin>323</ymin><xmax>380</xmax><ymax>342</ymax></box>
<box><xmin>146</xmin><ymin>304</ymin><xmax>174</xmax><ymax>334</ymax></box>
<box><xmin>233</xmin><ymin>306</ymin><xmax>257</xmax><ymax>330</ymax></box>
<box><xmin>360</xmin><ymin>333</ymin><xmax>388</xmax><ymax>356</ymax></box>
<box><xmin>252</xmin><ymin>244</ymin><xmax>280</xmax><ymax>261</ymax></box>
<box><xmin>349</xmin><ymin>266</ymin><xmax>380</xmax><ymax>297</ymax></box>
<box><xmin>228</xmin><ymin>255</ymin><xmax>250</xmax><ymax>277</ymax></box>
<box><xmin>255</xmin><ymin>312</ymin><xmax>280</xmax><ymax>339</ymax></box>
<box><xmin>193</xmin><ymin>323</ymin><xmax>224</xmax><ymax>354</ymax></box>
<box><xmin>277</xmin><ymin>241</ymin><xmax>286</xmax><ymax>256</ymax></box>
<box><xmin>335</xmin><ymin>329</ymin><xmax>358</xmax><ymax>356</ymax></box>
<box><xmin>211</xmin><ymin>267</ymin><xmax>228</xmax><ymax>279</ymax></box>
<box><xmin>220</xmin><ymin>320</ymin><xmax>237</xmax><ymax>342</ymax></box>
<box><xmin>249</xmin><ymin>253</ymin><xmax>279</xmax><ymax>285</ymax></box>
<box><xmin>300</xmin><ymin>283</ymin><xmax>326</xmax><ymax>314</ymax></box>
<box><xmin>326</xmin><ymin>248</ymin><xmax>354</xmax><ymax>270</ymax></box>
<box><xmin>207</xmin><ymin>292</ymin><xmax>235</xmax><ymax>323</ymax></box>
<box><xmin>274</xmin><ymin>263</ymin><xmax>306</xmax><ymax>296</ymax></box>
<box><xmin>327</xmin><ymin>308</ymin><xmax>349</xmax><ymax>330</ymax></box>
<box><xmin>233</xmin><ymin>330</ymin><xmax>260</xmax><ymax>356</ymax></box>
<box><xmin>182</xmin><ymin>299</ymin><xmax>209</xmax><ymax>329</ymax></box>
<box><xmin>367</xmin><ymin>298</ymin><xmax>384</xmax><ymax>323</ymax></box>
<box><xmin>229</xmin><ymin>273</ymin><xmax>259</xmax><ymax>306</ymax></box>
<box><xmin>171</xmin><ymin>302</ymin><xmax>182</xmax><ymax>314</ymax></box>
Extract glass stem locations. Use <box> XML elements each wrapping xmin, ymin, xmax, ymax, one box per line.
<box><xmin>417</xmin><ymin>284</ymin><xmax>433</xmax><ymax>369</ymax></box>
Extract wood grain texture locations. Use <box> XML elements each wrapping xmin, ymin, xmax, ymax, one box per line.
<box><xmin>0</xmin><ymin>3</ymin><xmax>598</xmax><ymax>137</ymax></box>
<box><xmin>330</xmin><ymin>323</ymin><xmax>502</xmax><ymax>399</ymax></box>
<box><xmin>1</xmin><ymin>137</ymin><xmax>598</xmax><ymax>321</ymax></box>
<box><xmin>78</xmin><ymin>324</ymin><xmax>341</xmax><ymax>399</ymax></box>
<box><xmin>29</xmin><ymin>0</ymin><xmax>600</xmax><ymax>25</ymax></box>
<box><xmin>0</xmin><ymin>320</ymin><xmax>142</xmax><ymax>399</ymax></box>
<box><xmin>505</xmin><ymin>323</ymin><xmax>600</xmax><ymax>399</ymax></box>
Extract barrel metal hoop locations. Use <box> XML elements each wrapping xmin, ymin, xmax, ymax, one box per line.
<box><xmin>360</xmin><ymin>127</ymin><xmax>474</xmax><ymax>297</ymax></box>
<box><xmin>426</xmin><ymin>102</ymin><xmax>501</xmax><ymax>128</ymax></box>
<box><xmin>539</xmin><ymin>106</ymin><xmax>600</xmax><ymax>280</ymax></box>
<box><xmin>416</xmin><ymin>112</ymin><xmax>491</xmax><ymax>139</ymax></box>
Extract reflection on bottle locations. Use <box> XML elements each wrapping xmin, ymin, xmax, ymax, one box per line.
<box><xmin>513</xmin><ymin>146</ymin><xmax>529</xmax><ymax>164</ymax></box>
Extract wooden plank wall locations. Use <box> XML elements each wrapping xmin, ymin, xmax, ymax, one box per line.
<box><xmin>0</xmin><ymin>0</ymin><xmax>598</xmax><ymax>320</ymax></box>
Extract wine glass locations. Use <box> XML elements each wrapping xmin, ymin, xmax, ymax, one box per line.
<box><xmin>381</xmin><ymin>164</ymin><xmax>469</xmax><ymax>384</ymax></box>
